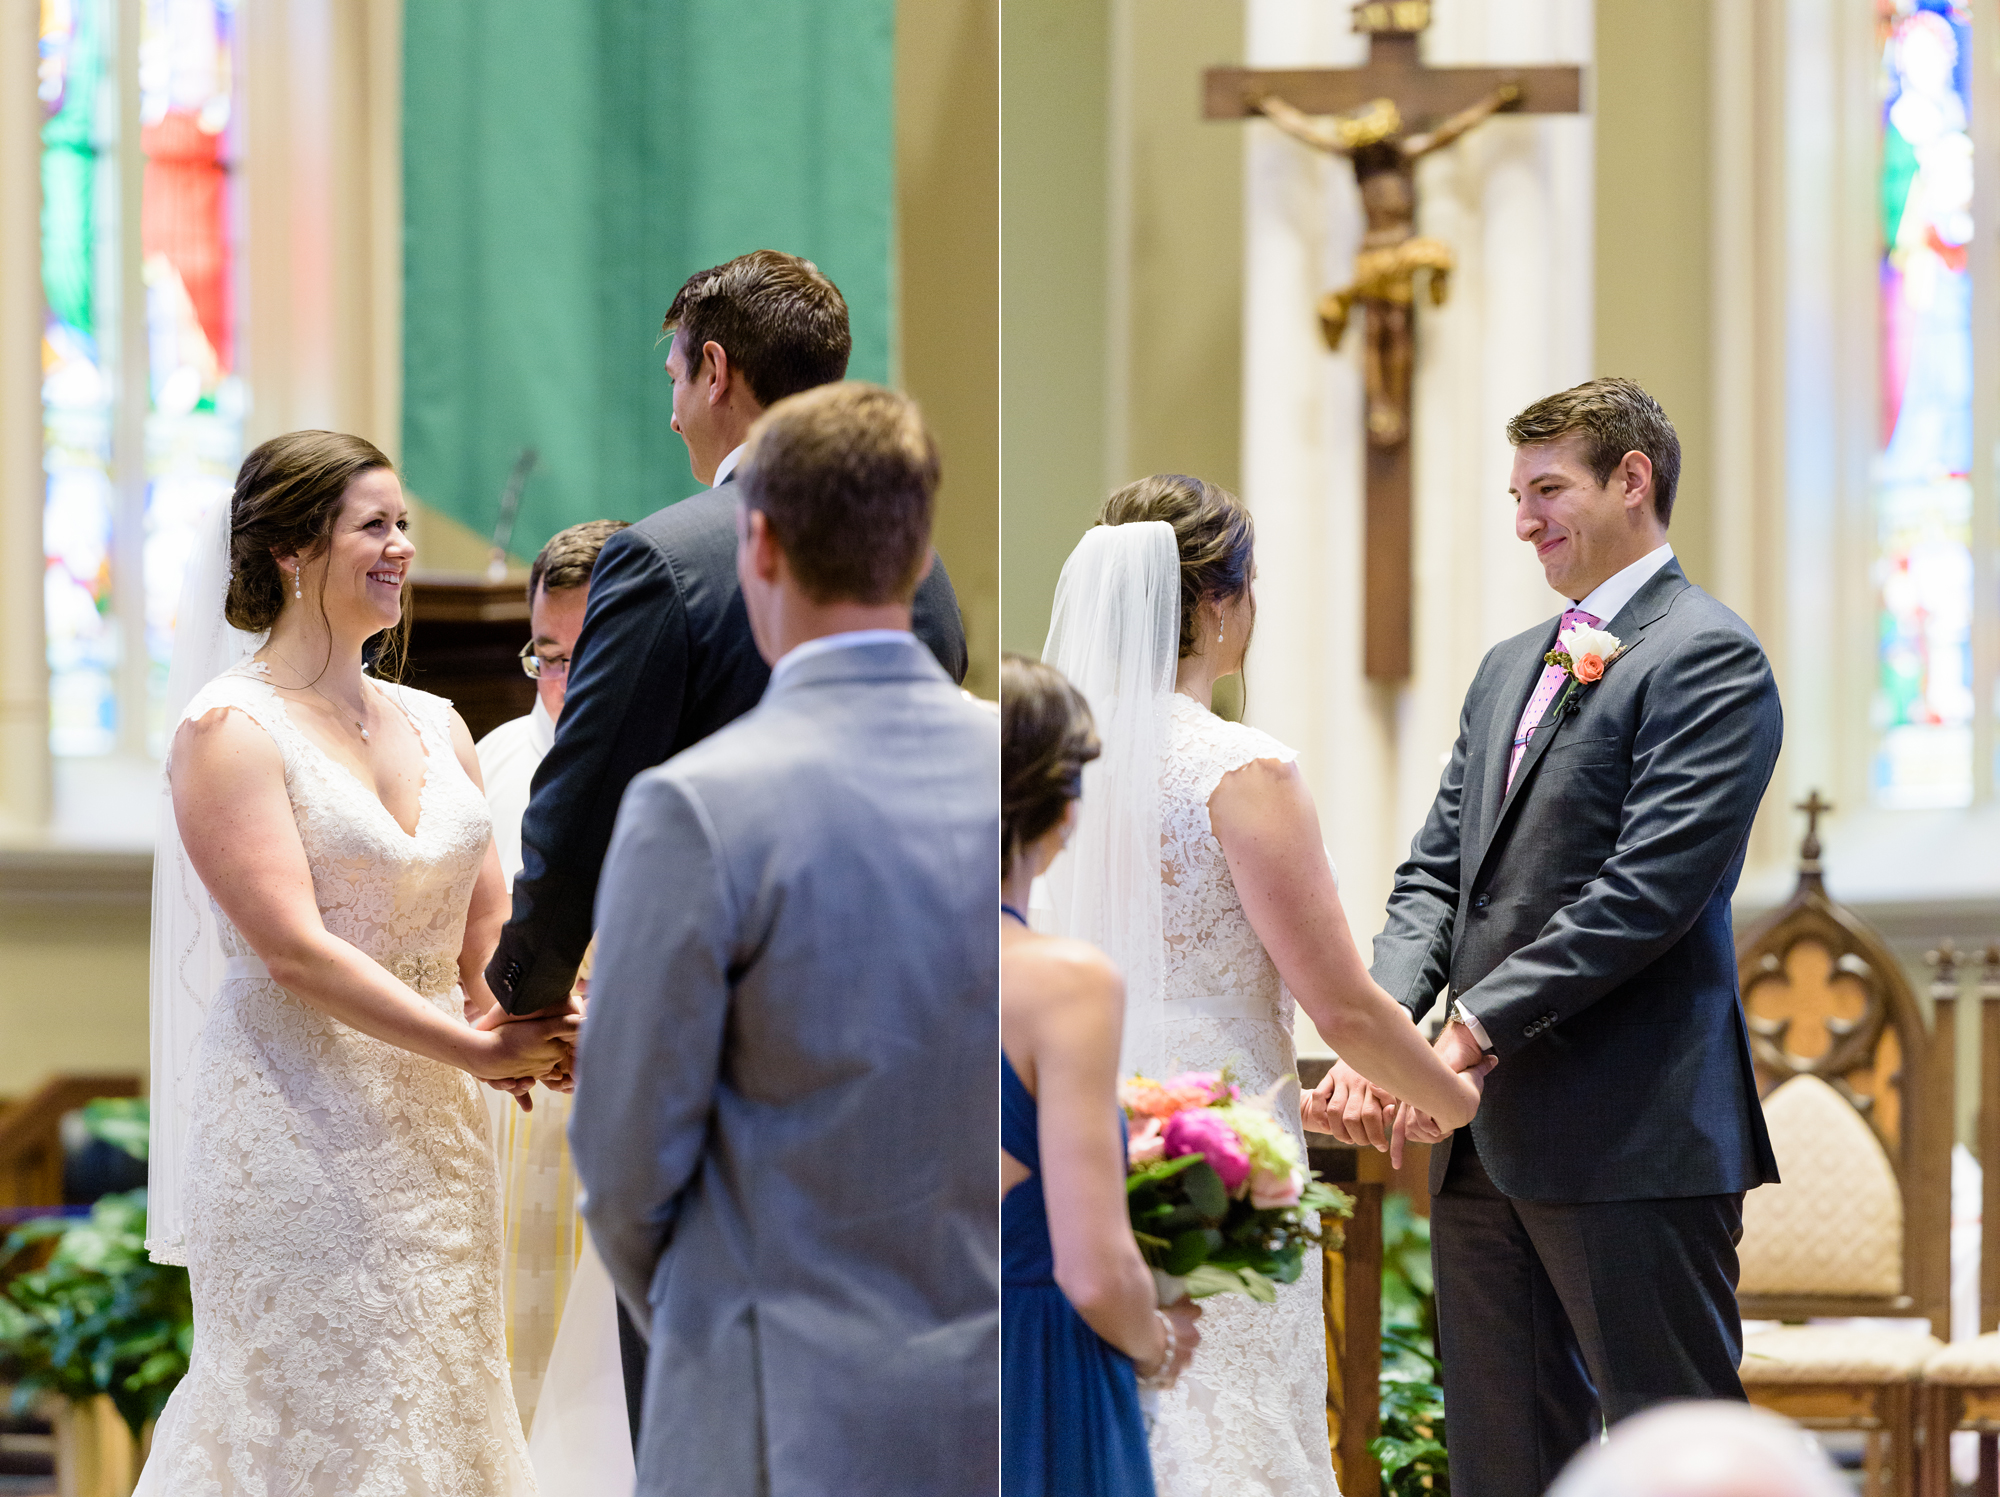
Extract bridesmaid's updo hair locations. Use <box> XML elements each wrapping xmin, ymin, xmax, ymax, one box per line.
<box><xmin>1097</xmin><ymin>474</ymin><xmax>1254</xmax><ymax>660</ymax></box>
<box><xmin>1002</xmin><ymin>653</ymin><xmax>1099</xmax><ymax>879</ymax></box>
<box><xmin>225</xmin><ymin>431</ymin><xmax>408</xmax><ymax>676</ymax></box>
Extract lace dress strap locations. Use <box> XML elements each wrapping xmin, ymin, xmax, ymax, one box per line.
<box><xmin>169</xmin><ymin>662</ymin><xmax>302</xmax><ymax>777</ymax></box>
<box><xmin>1185</xmin><ymin>709</ymin><xmax>1300</xmax><ymax>807</ymax></box>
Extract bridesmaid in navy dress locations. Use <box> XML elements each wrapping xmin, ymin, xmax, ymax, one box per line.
<box><xmin>1000</xmin><ymin>655</ymin><xmax>1201</xmax><ymax>1497</ymax></box>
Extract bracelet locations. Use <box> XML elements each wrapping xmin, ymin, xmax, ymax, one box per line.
<box><xmin>1136</xmin><ymin>1309</ymin><xmax>1178</xmax><ymax>1388</ymax></box>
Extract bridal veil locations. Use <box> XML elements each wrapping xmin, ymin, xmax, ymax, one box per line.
<box><xmin>146</xmin><ymin>495</ymin><xmax>262</xmax><ymax>1264</ymax></box>
<box><xmin>1039</xmin><ymin>519</ymin><xmax>1179</xmax><ymax>1079</ymax></box>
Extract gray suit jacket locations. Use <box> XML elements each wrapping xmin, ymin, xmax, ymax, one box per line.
<box><xmin>1372</xmin><ymin>560</ymin><xmax>1784</xmax><ymax>1202</ymax></box>
<box><xmin>571</xmin><ymin>635</ymin><xmax>999</xmax><ymax>1497</ymax></box>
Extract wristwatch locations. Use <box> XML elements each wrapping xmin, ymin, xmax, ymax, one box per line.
<box><xmin>1450</xmin><ymin>1001</ymin><xmax>1496</xmax><ymax>1056</ymax></box>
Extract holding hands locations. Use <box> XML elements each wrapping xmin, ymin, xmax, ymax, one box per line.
<box><xmin>1303</xmin><ymin>1018</ymin><xmax>1495</xmax><ymax>1168</ymax></box>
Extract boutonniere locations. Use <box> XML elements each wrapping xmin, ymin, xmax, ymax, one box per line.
<box><xmin>1543</xmin><ymin>624</ymin><xmax>1627</xmax><ymax>722</ymax></box>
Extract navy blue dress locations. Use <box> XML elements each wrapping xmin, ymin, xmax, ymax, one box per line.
<box><xmin>1001</xmin><ymin>1054</ymin><xmax>1156</xmax><ymax>1497</ymax></box>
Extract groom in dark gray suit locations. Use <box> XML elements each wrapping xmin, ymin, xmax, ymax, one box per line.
<box><xmin>571</xmin><ymin>382</ymin><xmax>998</xmax><ymax>1497</ymax></box>
<box><xmin>1314</xmin><ymin>378</ymin><xmax>1783</xmax><ymax>1493</ymax></box>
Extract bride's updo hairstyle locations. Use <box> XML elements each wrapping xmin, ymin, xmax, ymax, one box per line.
<box><xmin>1097</xmin><ymin>474</ymin><xmax>1254</xmax><ymax>660</ymax></box>
<box><xmin>1002</xmin><ymin>653</ymin><xmax>1100</xmax><ymax>878</ymax></box>
<box><xmin>225</xmin><ymin>430</ymin><xmax>409</xmax><ymax>677</ymax></box>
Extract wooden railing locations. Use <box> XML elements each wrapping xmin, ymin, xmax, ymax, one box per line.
<box><xmin>0</xmin><ymin>1075</ymin><xmax>140</xmax><ymax>1211</ymax></box>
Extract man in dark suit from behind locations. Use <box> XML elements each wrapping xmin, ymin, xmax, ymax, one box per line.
<box><xmin>482</xmin><ymin>249</ymin><xmax>969</xmax><ymax>1439</ymax></box>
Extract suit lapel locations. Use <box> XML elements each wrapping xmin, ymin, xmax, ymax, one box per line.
<box><xmin>1471</xmin><ymin>623</ymin><xmax>1558</xmax><ymax>863</ymax></box>
<box><xmin>1467</xmin><ymin>560</ymin><xmax>1691</xmax><ymax>888</ymax></box>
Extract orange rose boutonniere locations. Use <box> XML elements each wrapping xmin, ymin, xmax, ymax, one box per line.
<box><xmin>1544</xmin><ymin>623</ymin><xmax>1625</xmax><ymax>721</ymax></box>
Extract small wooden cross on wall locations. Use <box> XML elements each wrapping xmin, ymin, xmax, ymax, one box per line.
<box><xmin>1206</xmin><ymin>1</ymin><xmax>1584</xmax><ymax>681</ymax></box>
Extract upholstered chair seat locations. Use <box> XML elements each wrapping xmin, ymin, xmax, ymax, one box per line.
<box><xmin>1741</xmin><ymin>1326</ymin><xmax>1944</xmax><ymax>1386</ymax></box>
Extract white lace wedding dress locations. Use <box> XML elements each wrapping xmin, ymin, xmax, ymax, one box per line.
<box><xmin>137</xmin><ymin>660</ymin><xmax>535</xmax><ymax>1496</ymax></box>
<box><xmin>1149</xmin><ymin>693</ymin><xmax>1339</xmax><ymax>1497</ymax></box>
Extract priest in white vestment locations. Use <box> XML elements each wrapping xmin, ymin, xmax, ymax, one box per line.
<box><xmin>474</xmin><ymin>519</ymin><xmax>633</xmax><ymax>1497</ymax></box>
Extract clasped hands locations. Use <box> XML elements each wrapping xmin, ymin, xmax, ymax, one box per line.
<box><xmin>1301</xmin><ymin>1019</ymin><xmax>1495</xmax><ymax>1169</ymax></box>
<box><xmin>466</xmin><ymin>981</ymin><xmax>587</xmax><ymax>1111</ymax></box>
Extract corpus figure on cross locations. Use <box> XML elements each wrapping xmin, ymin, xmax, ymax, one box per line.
<box><xmin>1255</xmin><ymin>82</ymin><xmax>1521</xmax><ymax>446</ymax></box>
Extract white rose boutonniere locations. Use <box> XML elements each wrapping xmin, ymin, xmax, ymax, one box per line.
<box><xmin>1543</xmin><ymin>625</ymin><xmax>1628</xmax><ymax>722</ymax></box>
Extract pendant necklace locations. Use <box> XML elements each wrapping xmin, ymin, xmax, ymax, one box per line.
<box><xmin>270</xmin><ymin>648</ymin><xmax>371</xmax><ymax>742</ymax></box>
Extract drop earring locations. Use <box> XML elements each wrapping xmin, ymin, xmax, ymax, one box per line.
<box><xmin>1217</xmin><ymin>622</ymin><xmax>1225</xmax><ymax>644</ymax></box>
<box><xmin>292</xmin><ymin>565</ymin><xmax>302</xmax><ymax>600</ymax></box>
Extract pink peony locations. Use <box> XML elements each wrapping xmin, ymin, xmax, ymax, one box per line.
<box><xmin>1163</xmin><ymin>1108</ymin><xmax>1252</xmax><ymax>1194</ymax></box>
<box><xmin>1128</xmin><ymin>1117</ymin><xmax>1166</xmax><ymax>1167</ymax></box>
<box><xmin>1248</xmin><ymin>1162</ymin><xmax>1304</xmax><ymax>1209</ymax></box>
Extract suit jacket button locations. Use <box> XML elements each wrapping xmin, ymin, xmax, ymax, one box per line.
<box><xmin>1473</xmin><ymin>893</ymin><xmax>1490</xmax><ymax>911</ymax></box>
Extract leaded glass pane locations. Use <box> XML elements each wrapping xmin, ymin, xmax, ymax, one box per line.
<box><xmin>40</xmin><ymin>0</ymin><xmax>119</xmax><ymax>756</ymax></box>
<box><xmin>1873</xmin><ymin>0</ymin><xmax>1975</xmax><ymax>808</ymax></box>
<box><xmin>140</xmin><ymin>0</ymin><xmax>241</xmax><ymax>755</ymax></box>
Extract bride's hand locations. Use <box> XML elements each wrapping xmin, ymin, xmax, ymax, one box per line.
<box><xmin>465</xmin><ymin>1010</ymin><xmax>580</xmax><ymax>1080</ymax></box>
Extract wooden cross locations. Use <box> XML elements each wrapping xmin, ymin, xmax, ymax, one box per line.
<box><xmin>1795</xmin><ymin>789</ymin><xmax>1834</xmax><ymax>870</ymax></box>
<box><xmin>1206</xmin><ymin>1</ymin><xmax>1584</xmax><ymax>681</ymax></box>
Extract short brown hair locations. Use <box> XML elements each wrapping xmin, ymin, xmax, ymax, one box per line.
<box><xmin>226</xmin><ymin>430</ymin><xmax>409</xmax><ymax>679</ymax></box>
<box><xmin>661</xmin><ymin>250</ymin><xmax>851</xmax><ymax>408</ymax></box>
<box><xmin>1505</xmin><ymin>377</ymin><xmax>1682</xmax><ymax>527</ymax></box>
<box><xmin>1098</xmin><ymin>475</ymin><xmax>1255</xmax><ymax>660</ymax></box>
<box><xmin>528</xmin><ymin>519</ymin><xmax>629</xmax><ymax>603</ymax></box>
<box><xmin>1002</xmin><ymin>654</ymin><xmax>1099</xmax><ymax>879</ymax></box>
<box><xmin>738</xmin><ymin>382</ymin><xmax>938</xmax><ymax>606</ymax></box>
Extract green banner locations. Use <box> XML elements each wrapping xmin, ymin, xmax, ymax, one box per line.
<box><xmin>402</xmin><ymin>0</ymin><xmax>896</xmax><ymax>558</ymax></box>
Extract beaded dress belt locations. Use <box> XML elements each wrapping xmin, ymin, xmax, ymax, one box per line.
<box><xmin>223</xmin><ymin>950</ymin><xmax>460</xmax><ymax>997</ymax></box>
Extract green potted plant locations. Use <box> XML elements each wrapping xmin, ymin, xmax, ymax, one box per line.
<box><xmin>1372</xmin><ymin>1193</ymin><xmax>1449</xmax><ymax>1495</ymax></box>
<box><xmin>0</xmin><ymin>1099</ymin><xmax>191</xmax><ymax>1497</ymax></box>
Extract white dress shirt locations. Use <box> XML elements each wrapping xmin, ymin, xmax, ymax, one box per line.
<box><xmin>1454</xmin><ymin>542</ymin><xmax>1676</xmax><ymax>1056</ymax></box>
<box><xmin>1572</xmin><ymin>542</ymin><xmax>1675</xmax><ymax>628</ymax></box>
<box><xmin>712</xmin><ymin>443</ymin><xmax>748</xmax><ymax>487</ymax></box>
<box><xmin>474</xmin><ymin>697</ymin><xmax>556</xmax><ymax>889</ymax></box>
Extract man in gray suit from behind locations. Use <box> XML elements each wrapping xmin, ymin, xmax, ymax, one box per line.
<box><xmin>1311</xmin><ymin>378</ymin><xmax>1783</xmax><ymax>1494</ymax></box>
<box><xmin>571</xmin><ymin>382</ymin><xmax>999</xmax><ymax>1496</ymax></box>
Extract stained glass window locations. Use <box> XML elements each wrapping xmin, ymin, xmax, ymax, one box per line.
<box><xmin>1873</xmin><ymin>0</ymin><xmax>1975</xmax><ymax>808</ymax></box>
<box><xmin>140</xmin><ymin>0</ymin><xmax>241</xmax><ymax>753</ymax></box>
<box><xmin>40</xmin><ymin>0</ymin><xmax>118</xmax><ymax>756</ymax></box>
<box><xmin>38</xmin><ymin>0</ymin><xmax>241</xmax><ymax>757</ymax></box>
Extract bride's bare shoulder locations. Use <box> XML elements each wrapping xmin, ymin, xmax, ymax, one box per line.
<box><xmin>171</xmin><ymin>700</ymin><xmax>285</xmax><ymax>787</ymax></box>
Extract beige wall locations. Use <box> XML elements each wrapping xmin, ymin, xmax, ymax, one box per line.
<box><xmin>0</xmin><ymin>899</ymin><xmax>151</xmax><ymax>1097</ymax></box>
<box><xmin>1593</xmin><ymin>0</ymin><xmax>1713</xmax><ymax>587</ymax></box>
<box><xmin>900</xmin><ymin>0</ymin><xmax>1000</xmax><ymax>698</ymax></box>
<box><xmin>1001</xmin><ymin>0</ymin><xmax>1245</xmax><ymax>659</ymax></box>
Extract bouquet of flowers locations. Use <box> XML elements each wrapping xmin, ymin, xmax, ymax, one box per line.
<box><xmin>1121</xmin><ymin>1070</ymin><xmax>1351</xmax><ymax>1304</ymax></box>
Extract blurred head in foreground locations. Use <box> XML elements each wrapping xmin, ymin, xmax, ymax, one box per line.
<box><xmin>1547</xmin><ymin>1402</ymin><xmax>1849</xmax><ymax>1497</ymax></box>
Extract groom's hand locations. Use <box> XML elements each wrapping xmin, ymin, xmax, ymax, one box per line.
<box><xmin>1308</xmin><ymin>1060</ymin><xmax>1398</xmax><ymax>1152</ymax></box>
<box><xmin>1437</xmin><ymin>1018</ymin><xmax>1493</xmax><ymax>1076</ymax></box>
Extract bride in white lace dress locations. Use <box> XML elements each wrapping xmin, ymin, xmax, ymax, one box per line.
<box><xmin>140</xmin><ymin>432</ymin><xmax>579</xmax><ymax>1496</ymax></box>
<box><xmin>1041</xmin><ymin>479</ymin><xmax>1483</xmax><ymax>1497</ymax></box>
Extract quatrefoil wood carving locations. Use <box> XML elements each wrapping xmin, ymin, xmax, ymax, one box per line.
<box><xmin>1743</xmin><ymin>937</ymin><xmax>1904</xmax><ymax>1152</ymax></box>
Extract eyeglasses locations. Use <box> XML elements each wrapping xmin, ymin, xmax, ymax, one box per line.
<box><xmin>519</xmin><ymin>642</ymin><xmax>570</xmax><ymax>681</ymax></box>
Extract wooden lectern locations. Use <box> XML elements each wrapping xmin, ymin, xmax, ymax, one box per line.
<box><xmin>401</xmin><ymin>574</ymin><xmax>536</xmax><ymax>742</ymax></box>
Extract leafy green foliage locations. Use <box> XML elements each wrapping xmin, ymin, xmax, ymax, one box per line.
<box><xmin>0</xmin><ymin>1102</ymin><xmax>192</xmax><ymax>1441</ymax></box>
<box><xmin>1371</xmin><ymin>1194</ymin><xmax>1449</xmax><ymax>1496</ymax></box>
<box><xmin>80</xmin><ymin>1098</ymin><xmax>150</xmax><ymax>1161</ymax></box>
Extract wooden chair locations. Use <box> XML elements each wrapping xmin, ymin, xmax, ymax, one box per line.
<box><xmin>1733</xmin><ymin>800</ymin><xmax>1953</xmax><ymax>1497</ymax></box>
<box><xmin>1918</xmin><ymin>943</ymin><xmax>2000</xmax><ymax>1497</ymax></box>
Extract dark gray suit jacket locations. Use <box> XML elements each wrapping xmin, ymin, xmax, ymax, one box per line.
<box><xmin>1372</xmin><ymin>560</ymin><xmax>1784</xmax><ymax>1202</ymax></box>
<box><xmin>571</xmin><ymin>636</ymin><xmax>999</xmax><ymax>1497</ymax></box>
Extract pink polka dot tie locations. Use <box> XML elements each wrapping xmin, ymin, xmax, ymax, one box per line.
<box><xmin>1506</xmin><ymin>608</ymin><xmax>1601</xmax><ymax>793</ymax></box>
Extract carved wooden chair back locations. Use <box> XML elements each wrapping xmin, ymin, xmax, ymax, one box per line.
<box><xmin>1733</xmin><ymin>858</ymin><xmax>1954</xmax><ymax>1339</ymax></box>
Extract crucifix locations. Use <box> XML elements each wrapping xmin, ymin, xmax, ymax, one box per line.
<box><xmin>1206</xmin><ymin>0</ymin><xmax>1584</xmax><ymax>681</ymax></box>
